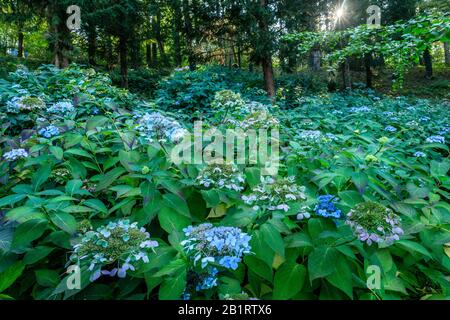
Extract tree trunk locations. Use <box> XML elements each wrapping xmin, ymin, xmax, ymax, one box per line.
<box><xmin>341</xmin><ymin>58</ymin><xmax>352</xmax><ymax>89</ymax></box>
<box><xmin>309</xmin><ymin>49</ymin><xmax>321</xmax><ymax>72</ymax></box>
<box><xmin>444</xmin><ymin>42</ymin><xmax>450</xmax><ymax>67</ymax></box>
<box><xmin>173</xmin><ymin>2</ymin><xmax>183</xmax><ymax>67</ymax></box>
<box><xmin>119</xmin><ymin>35</ymin><xmax>128</xmax><ymax>88</ymax></box>
<box><xmin>423</xmin><ymin>48</ymin><xmax>433</xmax><ymax>79</ymax></box>
<box><xmin>258</xmin><ymin>0</ymin><xmax>275</xmax><ymax>97</ymax></box>
<box><xmin>183</xmin><ymin>0</ymin><xmax>196</xmax><ymax>70</ymax></box>
<box><xmin>365</xmin><ymin>53</ymin><xmax>373</xmax><ymax>88</ymax></box>
<box><xmin>146</xmin><ymin>43</ymin><xmax>152</xmax><ymax>67</ymax></box>
<box><xmin>262</xmin><ymin>57</ymin><xmax>276</xmax><ymax>97</ymax></box>
<box><xmin>151</xmin><ymin>42</ymin><xmax>158</xmax><ymax>66</ymax></box>
<box><xmin>87</xmin><ymin>29</ymin><xmax>96</xmax><ymax>66</ymax></box>
<box><xmin>17</xmin><ymin>31</ymin><xmax>24</xmax><ymax>58</ymax></box>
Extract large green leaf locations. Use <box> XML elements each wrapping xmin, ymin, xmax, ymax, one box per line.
<box><xmin>273</xmin><ymin>262</ymin><xmax>306</xmax><ymax>300</ymax></box>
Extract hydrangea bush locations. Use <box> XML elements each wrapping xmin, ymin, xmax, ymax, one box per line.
<box><xmin>0</xmin><ymin>65</ymin><xmax>448</xmax><ymax>301</ymax></box>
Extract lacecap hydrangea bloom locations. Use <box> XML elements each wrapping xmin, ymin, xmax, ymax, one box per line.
<box><xmin>384</xmin><ymin>125</ymin><xmax>397</xmax><ymax>133</ymax></box>
<box><xmin>226</xmin><ymin>109</ymin><xmax>279</xmax><ymax>130</ymax></box>
<box><xmin>196</xmin><ymin>163</ymin><xmax>245</xmax><ymax>192</ymax></box>
<box><xmin>2</xmin><ymin>148</ymin><xmax>29</xmax><ymax>161</ymax></box>
<box><xmin>181</xmin><ymin>224</ymin><xmax>251</xmax><ymax>297</ymax></box>
<box><xmin>345</xmin><ymin>202</ymin><xmax>403</xmax><ymax>246</ymax></box>
<box><xmin>426</xmin><ymin>135</ymin><xmax>445</xmax><ymax>144</ymax></box>
<box><xmin>6</xmin><ymin>96</ymin><xmax>45</xmax><ymax>113</ymax></box>
<box><xmin>136</xmin><ymin>112</ymin><xmax>188</xmax><ymax>143</ymax></box>
<box><xmin>38</xmin><ymin>125</ymin><xmax>60</xmax><ymax>138</ymax></box>
<box><xmin>413</xmin><ymin>151</ymin><xmax>426</xmax><ymax>158</ymax></box>
<box><xmin>70</xmin><ymin>219</ymin><xmax>158</xmax><ymax>282</ymax></box>
<box><xmin>298</xmin><ymin>130</ymin><xmax>322</xmax><ymax>143</ymax></box>
<box><xmin>242</xmin><ymin>176</ymin><xmax>306</xmax><ymax>213</ymax></box>
<box><xmin>314</xmin><ymin>195</ymin><xmax>342</xmax><ymax>218</ymax></box>
<box><xmin>46</xmin><ymin>101</ymin><xmax>75</xmax><ymax>114</ymax></box>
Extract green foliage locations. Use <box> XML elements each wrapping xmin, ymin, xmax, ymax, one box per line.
<box><xmin>0</xmin><ymin>64</ymin><xmax>449</xmax><ymax>300</ymax></box>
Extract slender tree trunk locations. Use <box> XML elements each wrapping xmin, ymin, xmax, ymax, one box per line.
<box><xmin>444</xmin><ymin>42</ymin><xmax>450</xmax><ymax>67</ymax></box>
<box><xmin>423</xmin><ymin>47</ymin><xmax>433</xmax><ymax>79</ymax></box>
<box><xmin>341</xmin><ymin>58</ymin><xmax>352</xmax><ymax>89</ymax></box>
<box><xmin>151</xmin><ymin>42</ymin><xmax>158</xmax><ymax>67</ymax></box>
<box><xmin>119</xmin><ymin>35</ymin><xmax>128</xmax><ymax>88</ymax></box>
<box><xmin>183</xmin><ymin>0</ymin><xmax>196</xmax><ymax>70</ymax></box>
<box><xmin>365</xmin><ymin>53</ymin><xmax>373</xmax><ymax>88</ymax></box>
<box><xmin>258</xmin><ymin>0</ymin><xmax>275</xmax><ymax>97</ymax></box>
<box><xmin>173</xmin><ymin>2</ymin><xmax>183</xmax><ymax>67</ymax></box>
<box><xmin>87</xmin><ymin>29</ymin><xmax>96</xmax><ymax>66</ymax></box>
<box><xmin>146</xmin><ymin>43</ymin><xmax>152</xmax><ymax>67</ymax></box>
<box><xmin>17</xmin><ymin>30</ymin><xmax>24</xmax><ymax>58</ymax></box>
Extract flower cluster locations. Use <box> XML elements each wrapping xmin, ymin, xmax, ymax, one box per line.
<box><xmin>426</xmin><ymin>135</ymin><xmax>445</xmax><ymax>144</ymax></box>
<box><xmin>345</xmin><ymin>202</ymin><xmax>404</xmax><ymax>246</ymax></box>
<box><xmin>196</xmin><ymin>163</ymin><xmax>245</xmax><ymax>192</ymax></box>
<box><xmin>384</xmin><ymin>125</ymin><xmax>397</xmax><ymax>133</ymax></box>
<box><xmin>298</xmin><ymin>130</ymin><xmax>322</xmax><ymax>143</ymax></box>
<box><xmin>314</xmin><ymin>195</ymin><xmax>342</xmax><ymax>218</ymax></box>
<box><xmin>181</xmin><ymin>224</ymin><xmax>251</xmax><ymax>296</ymax></box>
<box><xmin>136</xmin><ymin>112</ymin><xmax>188</xmax><ymax>143</ymax></box>
<box><xmin>2</xmin><ymin>148</ymin><xmax>29</xmax><ymax>161</ymax></box>
<box><xmin>227</xmin><ymin>109</ymin><xmax>279</xmax><ymax>130</ymax></box>
<box><xmin>70</xmin><ymin>219</ymin><xmax>158</xmax><ymax>282</ymax></box>
<box><xmin>46</xmin><ymin>101</ymin><xmax>75</xmax><ymax>114</ymax></box>
<box><xmin>413</xmin><ymin>151</ymin><xmax>426</xmax><ymax>158</ymax></box>
<box><xmin>242</xmin><ymin>176</ymin><xmax>306</xmax><ymax>213</ymax></box>
<box><xmin>38</xmin><ymin>125</ymin><xmax>60</xmax><ymax>138</ymax></box>
<box><xmin>349</xmin><ymin>106</ymin><xmax>371</xmax><ymax>113</ymax></box>
<box><xmin>6</xmin><ymin>96</ymin><xmax>45</xmax><ymax>113</ymax></box>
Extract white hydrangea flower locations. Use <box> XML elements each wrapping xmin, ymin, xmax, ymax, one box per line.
<box><xmin>3</xmin><ymin>148</ymin><xmax>29</xmax><ymax>161</ymax></box>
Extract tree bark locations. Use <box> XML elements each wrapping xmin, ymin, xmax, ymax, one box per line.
<box><xmin>183</xmin><ymin>0</ymin><xmax>196</xmax><ymax>70</ymax></box>
<box><xmin>173</xmin><ymin>2</ymin><xmax>183</xmax><ymax>67</ymax></box>
<box><xmin>365</xmin><ymin>53</ymin><xmax>373</xmax><ymax>88</ymax></box>
<box><xmin>341</xmin><ymin>58</ymin><xmax>352</xmax><ymax>89</ymax></box>
<box><xmin>146</xmin><ymin>43</ymin><xmax>152</xmax><ymax>67</ymax></box>
<box><xmin>444</xmin><ymin>42</ymin><xmax>450</xmax><ymax>67</ymax></box>
<box><xmin>423</xmin><ymin>47</ymin><xmax>433</xmax><ymax>79</ymax></box>
<box><xmin>17</xmin><ymin>30</ymin><xmax>24</xmax><ymax>58</ymax></box>
<box><xmin>87</xmin><ymin>29</ymin><xmax>96</xmax><ymax>66</ymax></box>
<box><xmin>119</xmin><ymin>35</ymin><xmax>129</xmax><ymax>88</ymax></box>
<box><xmin>258</xmin><ymin>0</ymin><xmax>275</xmax><ymax>97</ymax></box>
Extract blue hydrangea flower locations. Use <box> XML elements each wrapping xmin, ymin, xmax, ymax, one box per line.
<box><xmin>181</xmin><ymin>224</ymin><xmax>251</xmax><ymax>297</ymax></box>
<box><xmin>70</xmin><ymin>219</ymin><xmax>158</xmax><ymax>282</ymax></box>
<box><xmin>314</xmin><ymin>195</ymin><xmax>342</xmax><ymax>219</ymax></box>
<box><xmin>3</xmin><ymin>148</ymin><xmax>29</xmax><ymax>161</ymax></box>
<box><xmin>38</xmin><ymin>125</ymin><xmax>60</xmax><ymax>138</ymax></box>
<box><xmin>426</xmin><ymin>135</ymin><xmax>445</xmax><ymax>144</ymax></box>
<box><xmin>384</xmin><ymin>125</ymin><xmax>397</xmax><ymax>133</ymax></box>
<box><xmin>413</xmin><ymin>151</ymin><xmax>426</xmax><ymax>158</ymax></box>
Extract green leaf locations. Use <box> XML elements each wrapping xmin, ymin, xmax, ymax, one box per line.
<box><xmin>24</xmin><ymin>246</ymin><xmax>55</xmax><ymax>265</ymax></box>
<box><xmin>260</xmin><ymin>223</ymin><xmax>285</xmax><ymax>259</ymax></box>
<box><xmin>11</xmin><ymin>219</ymin><xmax>48</xmax><ymax>250</ymax></box>
<box><xmin>0</xmin><ymin>194</ymin><xmax>27</xmax><ymax>208</ymax></box>
<box><xmin>49</xmin><ymin>146</ymin><xmax>64</xmax><ymax>160</ymax></box>
<box><xmin>351</xmin><ymin>172</ymin><xmax>368</xmax><ymax>194</ymax></box>
<box><xmin>35</xmin><ymin>269</ymin><xmax>60</xmax><ymax>287</ymax></box>
<box><xmin>326</xmin><ymin>255</ymin><xmax>353</xmax><ymax>298</ymax></box>
<box><xmin>430</xmin><ymin>160</ymin><xmax>450</xmax><ymax>179</ymax></box>
<box><xmin>49</xmin><ymin>212</ymin><xmax>77</xmax><ymax>234</ymax></box>
<box><xmin>396</xmin><ymin>240</ymin><xmax>433</xmax><ymax>259</ymax></box>
<box><xmin>0</xmin><ymin>261</ymin><xmax>25</xmax><ymax>293</ymax></box>
<box><xmin>244</xmin><ymin>256</ymin><xmax>273</xmax><ymax>283</ymax></box>
<box><xmin>32</xmin><ymin>164</ymin><xmax>52</xmax><ymax>191</ymax></box>
<box><xmin>5</xmin><ymin>206</ymin><xmax>46</xmax><ymax>223</ymax></box>
<box><xmin>284</xmin><ymin>233</ymin><xmax>313</xmax><ymax>249</ymax></box>
<box><xmin>83</xmin><ymin>199</ymin><xmax>108</xmax><ymax>214</ymax></box>
<box><xmin>158</xmin><ymin>207</ymin><xmax>191</xmax><ymax>234</ymax></box>
<box><xmin>162</xmin><ymin>193</ymin><xmax>190</xmax><ymax>218</ymax></box>
<box><xmin>159</xmin><ymin>269</ymin><xmax>186</xmax><ymax>300</ymax></box>
<box><xmin>96</xmin><ymin>167</ymin><xmax>126</xmax><ymax>191</ymax></box>
<box><xmin>273</xmin><ymin>262</ymin><xmax>306</xmax><ymax>300</ymax></box>
<box><xmin>308</xmin><ymin>246</ymin><xmax>338</xmax><ymax>282</ymax></box>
